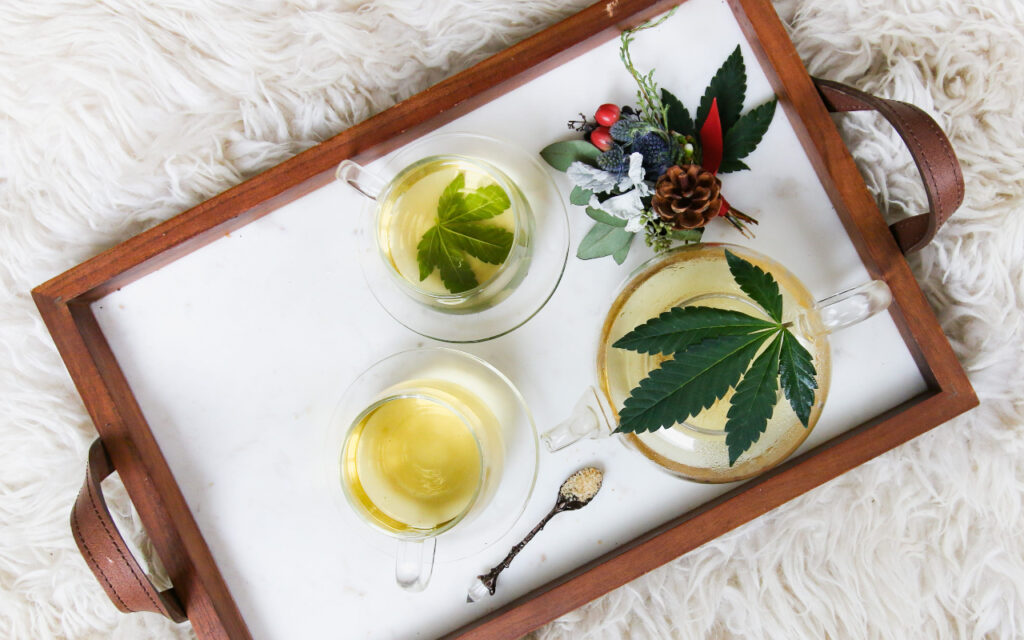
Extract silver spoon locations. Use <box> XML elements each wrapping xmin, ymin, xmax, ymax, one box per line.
<box><xmin>467</xmin><ymin>466</ymin><xmax>604</xmax><ymax>602</ymax></box>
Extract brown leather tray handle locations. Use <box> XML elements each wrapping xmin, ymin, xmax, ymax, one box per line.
<box><xmin>70</xmin><ymin>439</ymin><xmax>186</xmax><ymax>622</ymax></box>
<box><xmin>813</xmin><ymin>77</ymin><xmax>965</xmax><ymax>254</ymax></box>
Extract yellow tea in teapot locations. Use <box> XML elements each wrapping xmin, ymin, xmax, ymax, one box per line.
<box><xmin>376</xmin><ymin>157</ymin><xmax>520</xmax><ymax>297</ymax></box>
<box><xmin>598</xmin><ymin>244</ymin><xmax>831</xmax><ymax>482</ymax></box>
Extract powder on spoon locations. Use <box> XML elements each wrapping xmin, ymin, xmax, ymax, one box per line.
<box><xmin>560</xmin><ymin>467</ymin><xmax>603</xmax><ymax>502</ymax></box>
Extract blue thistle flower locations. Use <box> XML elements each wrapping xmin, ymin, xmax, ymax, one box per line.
<box><xmin>633</xmin><ymin>132</ymin><xmax>672</xmax><ymax>177</ymax></box>
<box><xmin>609</xmin><ymin>117</ymin><xmax>638</xmax><ymax>143</ymax></box>
<box><xmin>597</xmin><ymin>144</ymin><xmax>629</xmax><ymax>174</ymax></box>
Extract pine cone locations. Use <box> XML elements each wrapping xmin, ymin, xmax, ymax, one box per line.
<box><xmin>651</xmin><ymin>164</ymin><xmax>723</xmax><ymax>229</ymax></box>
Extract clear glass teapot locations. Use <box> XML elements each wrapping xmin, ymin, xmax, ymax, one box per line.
<box><xmin>543</xmin><ymin>243</ymin><xmax>892</xmax><ymax>483</ymax></box>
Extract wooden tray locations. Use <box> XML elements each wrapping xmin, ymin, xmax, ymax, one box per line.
<box><xmin>34</xmin><ymin>0</ymin><xmax>976</xmax><ymax>638</ymax></box>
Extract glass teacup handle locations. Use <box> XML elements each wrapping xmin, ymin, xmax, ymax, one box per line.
<box><xmin>336</xmin><ymin>160</ymin><xmax>388</xmax><ymax>201</ymax></box>
<box><xmin>542</xmin><ymin>386</ymin><xmax>615</xmax><ymax>452</ymax></box>
<box><xmin>394</xmin><ymin>538</ymin><xmax>435</xmax><ymax>592</ymax></box>
<box><xmin>805</xmin><ymin>279</ymin><xmax>893</xmax><ymax>336</ymax></box>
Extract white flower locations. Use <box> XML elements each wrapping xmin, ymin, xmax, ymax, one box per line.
<box><xmin>588</xmin><ymin>189</ymin><xmax>645</xmax><ymax>222</ymax></box>
<box><xmin>625</xmin><ymin>216</ymin><xmax>646</xmax><ymax>233</ymax></box>
<box><xmin>566</xmin><ymin>161</ymin><xmax>619</xmax><ymax>193</ymax></box>
<box><xmin>617</xmin><ymin>152</ymin><xmax>650</xmax><ymax>196</ymax></box>
<box><xmin>574</xmin><ymin>153</ymin><xmax>653</xmax><ymax>234</ymax></box>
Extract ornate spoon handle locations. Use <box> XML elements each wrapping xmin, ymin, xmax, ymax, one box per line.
<box><xmin>467</xmin><ymin>467</ymin><xmax>602</xmax><ymax>603</ymax></box>
<box><xmin>467</xmin><ymin>504</ymin><xmax>562</xmax><ymax>602</ymax></box>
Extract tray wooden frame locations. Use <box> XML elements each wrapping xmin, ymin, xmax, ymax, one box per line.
<box><xmin>32</xmin><ymin>0</ymin><xmax>977</xmax><ymax>638</ymax></box>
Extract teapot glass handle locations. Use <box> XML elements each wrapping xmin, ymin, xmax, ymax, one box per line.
<box><xmin>806</xmin><ymin>279</ymin><xmax>892</xmax><ymax>336</ymax></box>
<box><xmin>336</xmin><ymin>160</ymin><xmax>387</xmax><ymax>201</ymax></box>
<box><xmin>394</xmin><ymin>537</ymin><xmax>435</xmax><ymax>591</ymax></box>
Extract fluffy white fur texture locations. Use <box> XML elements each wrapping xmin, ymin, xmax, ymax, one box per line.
<box><xmin>1</xmin><ymin>0</ymin><xmax>1022</xmax><ymax>638</ymax></box>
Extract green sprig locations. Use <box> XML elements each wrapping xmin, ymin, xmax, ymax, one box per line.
<box><xmin>618</xmin><ymin>7</ymin><xmax>678</xmax><ymax>137</ymax></box>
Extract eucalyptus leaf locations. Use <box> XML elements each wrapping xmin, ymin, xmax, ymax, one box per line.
<box><xmin>540</xmin><ymin>140</ymin><xmax>601</xmax><ymax>171</ymax></box>
<box><xmin>585</xmin><ymin>207</ymin><xmax>627</xmax><ymax>228</ymax></box>
<box><xmin>570</xmin><ymin>186</ymin><xmax>593</xmax><ymax>206</ymax></box>
<box><xmin>612</xmin><ymin>233</ymin><xmax>635</xmax><ymax>264</ymax></box>
<box><xmin>577</xmin><ymin>221</ymin><xmax>633</xmax><ymax>260</ymax></box>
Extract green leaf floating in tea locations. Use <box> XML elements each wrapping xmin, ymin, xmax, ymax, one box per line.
<box><xmin>416</xmin><ymin>173</ymin><xmax>514</xmax><ymax>294</ymax></box>
<box><xmin>613</xmin><ymin>250</ymin><xmax>818</xmax><ymax>466</ymax></box>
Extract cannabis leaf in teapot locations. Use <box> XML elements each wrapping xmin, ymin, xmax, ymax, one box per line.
<box><xmin>613</xmin><ymin>250</ymin><xmax>818</xmax><ymax>466</ymax></box>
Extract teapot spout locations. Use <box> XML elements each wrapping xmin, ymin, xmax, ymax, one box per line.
<box><xmin>542</xmin><ymin>386</ymin><xmax>615</xmax><ymax>452</ymax></box>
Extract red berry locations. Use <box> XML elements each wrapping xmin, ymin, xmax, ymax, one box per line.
<box><xmin>594</xmin><ymin>103</ymin><xmax>621</xmax><ymax>127</ymax></box>
<box><xmin>590</xmin><ymin>126</ymin><xmax>613</xmax><ymax>151</ymax></box>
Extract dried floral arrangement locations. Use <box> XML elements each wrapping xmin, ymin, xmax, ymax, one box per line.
<box><xmin>540</xmin><ymin>10</ymin><xmax>778</xmax><ymax>263</ymax></box>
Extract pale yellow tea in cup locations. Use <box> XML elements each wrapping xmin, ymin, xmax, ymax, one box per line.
<box><xmin>341</xmin><ymin>378</ymin><xmax>502</xmax><ymax>534</ymax></box>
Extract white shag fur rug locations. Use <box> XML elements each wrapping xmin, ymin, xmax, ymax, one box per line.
<box><xmin>2</xmin><ymin>0</ymin><xmax>1023</xmax><ymax>638</ymax></box>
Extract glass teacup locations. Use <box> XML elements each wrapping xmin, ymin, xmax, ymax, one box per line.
<box><xmin>338</xmin><ymin>153</ymin><xmax>534</xmax><ymax>313</ymax></box>
<box><xmin>334</xmin><ymin>132</ymin><xmax>570</xmax><ymax>343</ymax></box>
<box><xmin>543</xmin><ymin>243</ymin><xmax>892</xmax><ymax>483</ymax></box>
<box><xmin>327</xmin><ymin>348</ymin><xmax>537</xmax><ymax>591</ymax></box>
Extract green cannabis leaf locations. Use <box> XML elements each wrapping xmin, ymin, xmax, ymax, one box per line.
<box><xmin>697</xmin><ymin>45</ymin><xmax>747</xmax><ymax>133</ymax></box>
<box><xmin>779</xmin><ymin>330</ymin><xmax>816</xmax><ymax>427</ymax></box>
<box><xmin>613</xmin><ymin>306</ymin><xmax>776</xmax><ymax>355</ymax></box>
<box><xmin>724</xmin><ymin>248</ymin><xmax>783</xmax><ymax>321</ymax></box>
<box><xmin>416</xmin><ymin>173</ymin><xmax>513</xmax><ymax>294</ymax></box>
<box><xmin>720</xmin><ymin>99</ymin><xmax>777</xmax><ymax>173</ymax></box>
<box><xmin>662</xmin><ymin>88</ymin><xmax>694</xmax><ymax>138</ymax></box>
<box><xmin>613</xmin><ymin>249</ymin><xmax>818</xmax><ymax>466</ymax></box>
<box><xmin>617</xmin><ymin>330</ymin><xmax>773</xmax><ymax>434</ymax></box>
<box><xmin>724</xmin><ymin>334</ymin><xmax>782</xmax><ymax>465</ymax></box>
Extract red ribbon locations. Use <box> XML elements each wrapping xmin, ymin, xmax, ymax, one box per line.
<box><xmin>698</xmin><ymin>97</ymin><xmax>730</xmax><ymax>217</ymax></box>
